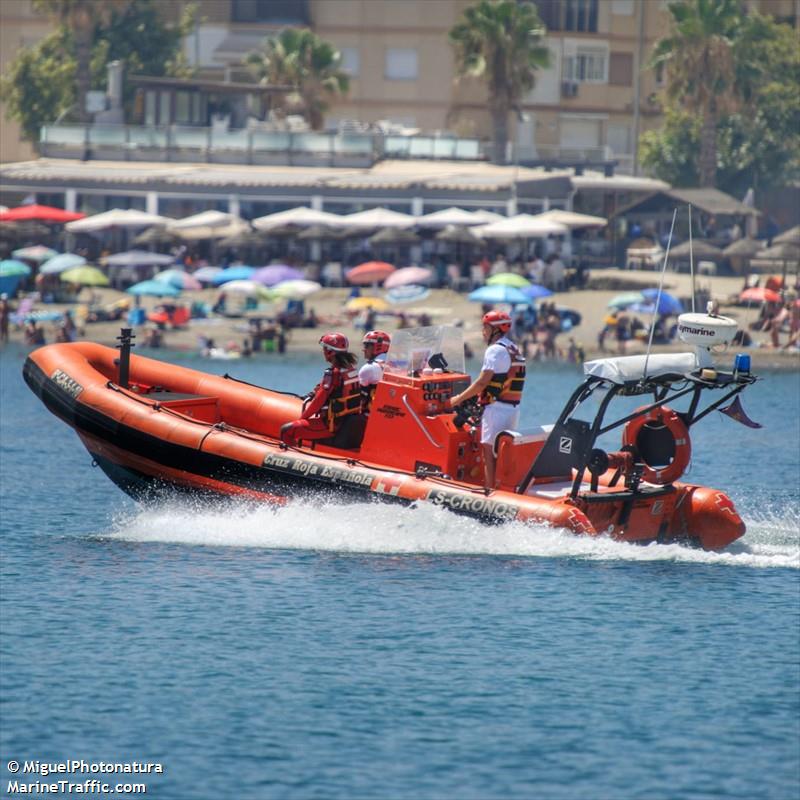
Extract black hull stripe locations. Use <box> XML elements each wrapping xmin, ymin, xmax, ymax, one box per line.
<box><xmin>23</xmin><ymin>358</ymin><xmax>403</xmax><ymax>506</ymax></box>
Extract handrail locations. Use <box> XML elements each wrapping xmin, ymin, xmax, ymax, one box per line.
<box><xmin>402</xmin><ymin>394</ymin><xmax>443</xmax><ymax>449</ymax></box>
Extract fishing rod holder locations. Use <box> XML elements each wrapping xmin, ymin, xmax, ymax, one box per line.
<box><xmin>115</xmin><ymin>327</ymin><xmax>135</xmax><ymax>389</ymax></box>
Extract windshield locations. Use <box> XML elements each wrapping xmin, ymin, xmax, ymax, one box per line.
<box><xmin>384</xmin><ymin>325</ymin><xmax>466</xmax><ymax>376</ymax></box>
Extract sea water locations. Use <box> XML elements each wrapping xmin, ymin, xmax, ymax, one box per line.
<box><xmin>1</xmin><ymin>346</ymin><xmax>798</xmax><ymax>800</ymax></box>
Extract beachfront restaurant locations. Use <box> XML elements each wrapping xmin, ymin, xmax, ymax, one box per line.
<box><xmin>0</xmin><ymin>157</ymin><xmax>665</xmax><ymax>249</ymax></box>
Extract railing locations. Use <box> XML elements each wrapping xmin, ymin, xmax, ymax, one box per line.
<box><xmin>39</xmin><ymin>124</ymin><xmax>487</xmax><ymax>165</ymax></box>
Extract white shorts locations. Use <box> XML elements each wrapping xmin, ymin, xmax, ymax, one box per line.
<box><xmin>480</xmin><ymin>401</ymin><xmax>520</xmax><ymax>445</ymax></box>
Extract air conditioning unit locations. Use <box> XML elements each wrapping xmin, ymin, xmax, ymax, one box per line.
<box><xmin>561</xmin><ymin>81</ymin><xmax>579</xmax><ymax>98</ymax></box>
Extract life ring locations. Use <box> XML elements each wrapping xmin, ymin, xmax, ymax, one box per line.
<box><xmin>622</xmin><ymin>405</ymin><xmax>691</xmax><ymax>484</ymax></box>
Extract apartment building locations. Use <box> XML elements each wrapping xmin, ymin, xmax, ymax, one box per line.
<box><xmin>1</xmin><ymin>0</ymin><xmax>797</xmax><ymax>169</ymax></box>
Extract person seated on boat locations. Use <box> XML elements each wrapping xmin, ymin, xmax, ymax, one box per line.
<box><xmin>446</xmin><ymin>310</ymin><xmax>526</xmax><ymax>492</ymax></box>
<box><xmin>359</xmin><ymin>329</ymin><xmax>391</xmax><ymax>414</ymax></box>
<box><xmin>280</xmin><ymin>333</ymin><xmax>362</xmax><ymax>447</ymax></box>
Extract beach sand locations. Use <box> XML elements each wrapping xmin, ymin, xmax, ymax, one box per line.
<box><xmin>6</xmin><ymin>267</ymin><xmax>798</xmax><ymax>369</ymax></box>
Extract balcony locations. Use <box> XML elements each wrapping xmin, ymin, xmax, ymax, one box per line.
<box><xmin>39</xmin><ymin>124</ymin><xmax>486</xmax><ymax>167</ymax></box>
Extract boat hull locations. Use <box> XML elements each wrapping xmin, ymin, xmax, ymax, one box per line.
<box><xmin>23</xmin><ymin>343</ymin><xmax>745</xmax><ymax>549</ymax></box>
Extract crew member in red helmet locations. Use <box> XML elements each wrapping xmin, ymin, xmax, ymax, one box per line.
<box><xmin>446</xmin><ymin>310</ymin><xmax>526</xmax><ymax>492</ymax></box>
<box><xmin>359</xmin><ymin>329</ymin><xmax>391</xmax><ymax>414</ymax></box>
<box><xmin>280</xmin><ymin>333</ymin><xmax>362</xmax><ymax>446</ymax></box>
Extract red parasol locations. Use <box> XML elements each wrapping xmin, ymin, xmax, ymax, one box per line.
<box><xmin>345</xmin><ymin>261</ymin><xmax>396</xmax><ymax>285</ymax></box>
<box><xmin>739</xmin><ymin>287</ymin><xmax>781</xmax><ymax>303</ymax></box>
<box><xmin>0</xmin><ymin>204</ymin><xmax>86</xmax><ymax>223</ymax></box>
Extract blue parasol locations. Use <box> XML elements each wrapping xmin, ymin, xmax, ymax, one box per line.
<box><xmin>468</xmin><ymin>285</ymin><xmax>530</xmax><ymax>305</ymax></box>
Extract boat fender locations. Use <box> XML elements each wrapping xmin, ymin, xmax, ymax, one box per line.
<box><xmin>622</xmin><ymin>405</ymin><xmax>691</xmax><ymax>485</ymax></box>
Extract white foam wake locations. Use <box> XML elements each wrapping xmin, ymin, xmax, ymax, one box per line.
<box><xmin>103</xmin><ymin>497</ymin><xmax>800</xmax><ymax>569</ymax></box>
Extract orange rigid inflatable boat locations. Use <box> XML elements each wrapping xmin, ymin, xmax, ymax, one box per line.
<box><xmin>23</xmin><ymin>321</ymin><xmax>757</xmax><ymax>550</ymax></box>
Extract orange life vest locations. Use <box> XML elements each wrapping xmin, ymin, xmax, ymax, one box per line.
<box><xmin>481</xmin><ymin>341</ymin><xmax>526</xmax><ymax>406</ymax></box>
<box><xmin>323</xmin><ymin>366</ymin><xmax>362</xmax><ymax>431</ymax></box>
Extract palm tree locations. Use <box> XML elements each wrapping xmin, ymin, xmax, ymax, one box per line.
<box><xmin>33</xmin><ymin>0</ymin><xmax>129</xmax><ymax>124</ymax></box>
<box><xmin>449</xmin><ymin>0</ymin><xmax>550</xmax><ymax>165</ymax></box>
<box><xmin>245</xmin><ymin>28</ymin><xmax>350</xmax><ymax>131</ymax></box>
<box><xmin>650</xmin><ymin>0</ymin><xmax>745</xmax><ymax>187</ymax></box>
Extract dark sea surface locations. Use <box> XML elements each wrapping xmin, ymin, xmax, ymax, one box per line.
<box><xmin>1</xmin><ymin>344</ymin><xmax>798</xmax><ymax>800</ymax></box>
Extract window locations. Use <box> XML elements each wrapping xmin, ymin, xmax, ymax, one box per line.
<box><xmin>564</xmin><ymin>50</ymin><xmax>607</xmax><ymax>83</ymax></box>
<box><xmin>533</xmin><ymin>0</ymin><xmax>598</xmax><ymax>33</ymax></box>
<box><xmin>609</xmin><ymin>53</ymin><xmax>633</xmax><ymax>86</ymax></box>
<box><xmin>607</xmin><ymin>123</ymin><xmax>631</xmax><ymax>155</ymax></box>
<box><xmin>144</xmin><ymin>90</ymin><xmax>157</xmax><ymax>126</ymax></box>
<box><xmin>339</xmin><ymin>47</ymin><xmax>360</xmax><ymax>77</ymax></box>
<box><xmin>158</xmin><ymin>91</ymin><xmax>171</xmax><ymax>125</ymax></box>
<box><xmin>611</xmin><ymin>0</ymin><xmax>634</xmax><ymax>14</ymax></box>
<box><xmin>385</xmin><ymin>48</ymin><xmax>418</xmax><ymax>80</ymax></box>
<box><xmin>232</xmin><ymin>0</ymin><xmax>309</xmax><ymax>24</ymax></box>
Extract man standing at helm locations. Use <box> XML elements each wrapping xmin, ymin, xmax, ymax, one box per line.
<box><xmin>359</xmin><ymin>329</ymin><xmax>391</xmax><ymax>414</ymax></box>
<box><xmin>446</xmin><ymin>310</ymin><xmax>526</xmax><ymax>492</ymax></box>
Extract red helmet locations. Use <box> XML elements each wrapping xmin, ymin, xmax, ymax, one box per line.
<box><xmin>482</xmin><ymin>310</ymin><xmax>512</xmax><ymax>332</ymax></box>
<box><xmin>362</xmin><ymin>329</ymin><xmax>391</xmax><ymax>355</ymax></box>
<box><xmin>319</xmin><ymin>332</ymin><xmax>349</xmax><ymax>352</ymax></box>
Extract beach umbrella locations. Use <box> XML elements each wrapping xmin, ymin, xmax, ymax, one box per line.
<box><xmin>740</xmin><ymin>287</ymin><xmax>781</xmax><ymax>303</ymax></box>
<box><xmin>297</xmin><ymin>224</ymin><xmax>346</xmax><ymax>241</ymax></box>
<box><xmin>416</xmin><ymin>207</ymin><xmax>485</xmax><ymax>229</ymax></box>
<box><xmin>435</xmin><ymin>225</ymin><xmax>483</xmax><ymax>244</ymax></box>
<box><xmin>270</xmin><ymin>279</ymin><xmax>322</xmax><ymax>300</ymax></box>
<box><xmin>127</xmin><ymin>279</ymin><xmax>181</xmax><ymax>297</ymax></box>
<box><xmin>177</xmin><ymin>218</ymin><xmax>251</xmax><ymax>241</ymax></box>
<box><xmin>345</xmin><ymin>296</ymin><xmax>389</xmax><ymax>311</ymax></box>
<box><xmin>536</xmin><ymin>209</ymin><xmax>607</xmax><ymax>229</ymax></box>
<box><xmin>773</xmin><ymin>225</ymin><xmax>800</xmax><ymax>245</ymax></box>
<box><xmin>153</xmin><ymin>269</ymin><xmax>202</xmax><ymax>291</ymax></box>
<box><xmin>640</xmin><ymin>288</ymin><xmax>684</xmax><ymax>315</ymax></box>
<box><xmin>0</xmin><ymin>221</ymin><xmax>52</xmax><ymax>240</ymax></box>
<box><xmin>66</xmin><ymin>209</ymin><xmax>170</xmax><ymax>233</ymax></box>
<box><xmin>219</xmin><ymin>280</ymin><xmax>274</xmax><ymax>300</ymax></box>
<box><xmin>252</xmin><ymin>206</ymin><xmax>342</xmax><ymax>231</ymax></box>
<box><xmin>468</xmin><ymin>285</ymin><xmax>530</xmax><ymax>305</ymax></box>
<box><xmin>192</xmin><ymin>266</ymin><xmax>223</xmax><ymax>283</ymax></box>
<box><xmin>723</xmin><ymin>238</ymin><xmax>764</xmax><ymax>257</ymax></box>
<box><xmin>369</xmin><ymin>227</ymin><xmax>420</xmax><ymax>245</ymax></box>
<box><xmin>669</xmin><ymin>240</ymin><xmax>724</xmax><ymax>260</ymax></box>
<box><xmin>40</xmin><ymin>253</ymin><xmax>87</xmax><ymax>274</ymax></box>
<box><xmin>486</xmin><ymin>272</ymin><xmax>531</xmax><ymax>289</ymax></box>
<box><xmin>102</xmin><ymin>250</ymin><xmax>175</xmax><ymax>268</ymax></box>
<box><xmin>212</xmin><ymin>265</ymin><xmax>256</xmax><ymax>285</ymax></box>
<box><xmin>61</xmin><ymin>266</ymin><xmax>109</xmax><ymax>287</ymax></box>
<box><xmin>608</xmin><ymin>291</ymin><xmax>645</xmax><ymax>309</ymax></box>
<box><xmin>346</xmin><ymin>261</ymin><xmax>396</xmax><ymax>285</ymax></box>
<box><xmin>0</xmin><ymin>259</ymin><xmax>32</xmax><ymax>277</ymax></box>
<box><xmin>252</xmin><ymin>264</ymin><xmax>305</xmax><ymax>286</ymax></box>
<box><xmin>385</xmin><ymin>285</ymin><xmax>431</xmax><ymax>304</ymax></box>
<box><xmin>480</xmin><ymin>214</ymin><xmax>568</xmax><ymax>239</ymax></box>
<box><xmin>217</xmin><ymin>229</ymin><xmax>268</xmax><ymax>249</ymax></box>
<box><xmin>133</xmin><ymin>226</ymin><xmax>183</xmax><ymax>248</ymax></box>
<box><xmin>12</xmin><ymin>245</ymin><xmax>58</xmax><ymax>262</ymax></box>
<box><xmin>168</xmin><ymin>210</ymin><xmax>236</xmax><ymax>230</ymax></box>
<box><xmin>384</xmin><ymin>266</ymin><xmax>433</xmax><ymax>289</ymax></box>
<box><xmin>755</xmin><ymin>242</ymin><xmax>800</xmax><ymax>262</ymax></box>
<box><xmin>521</xmin><ymin>283</ymin><xmax>553</xmax><ymax>300</ymax></box>
<box><xmin>0</xmin><ymin>204</ymin><xmax>85</xmax><ymax>223</ymax></box>
<box><xmin>341</xmin><ymin>208</ymin><xmax>417</xmax><ymax>230</ymax></box>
